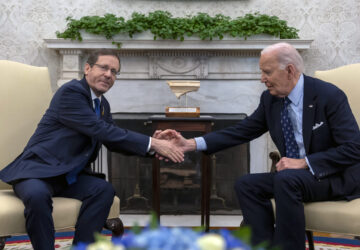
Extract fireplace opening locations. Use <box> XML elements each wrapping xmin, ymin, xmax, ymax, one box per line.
<box><xmin>108</xmin><ymin>113</ymin><xmax>249</xmax><ymax>215</ymax></box>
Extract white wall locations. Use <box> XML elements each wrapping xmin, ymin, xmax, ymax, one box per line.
<box><xmin>1</xmin><ymin>0</ymin><xmax>359</xmax><ymax>90</ymax></box>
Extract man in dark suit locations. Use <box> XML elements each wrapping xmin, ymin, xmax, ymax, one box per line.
<box><xmin>0</xmin><ymin>49</ymin><xmax>184</xmax><ymax>250</ymax></box>
<box><xmin>160</xmin><ymin>42</ymin><xmax>360</xmax><ymax>249</ymax></box>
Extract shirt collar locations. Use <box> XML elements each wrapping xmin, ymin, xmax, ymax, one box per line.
<box><xmin>287</xmin><ymin>74</ymin><xmax>304</xmax><ymax>106</ymax></box>
<box><xmin>90</xmin><ymin>88</ymin><xmax>102</xmax><ymax>102</ymax></box>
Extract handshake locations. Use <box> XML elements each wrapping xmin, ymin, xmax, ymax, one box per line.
<box><xmin>149</xmin><ymin>129</ymin><xmax>197</xmax><ymax>163</ymax></box>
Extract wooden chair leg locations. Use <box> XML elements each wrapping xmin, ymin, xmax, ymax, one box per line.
<box><xmin>105</xmin><ymin>218</ymin><xmax>124</xmax><ymax>237</ymax></box>
<box><xmin>306</xmin><ymin>230</ymin><xmax>315</xmax><ymax>250</ymax></box>
<box><xmin>0</xmin><ymin>236</ymin><xmax>9</xmax><ymax>250</ymax></box>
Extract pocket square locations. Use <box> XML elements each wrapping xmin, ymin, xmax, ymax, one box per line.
<box><xmin>312</xmin><ymin>121</ymin><xmax>324</xmax><ymax>130</ymax></box>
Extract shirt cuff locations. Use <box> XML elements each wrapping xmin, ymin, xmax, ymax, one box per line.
<box><xmin>194</xmin><ymin>137</ymin><xmax>207</xmax><ymax>151</ymax></box>
<box><xmin>305</xmin><ymin>156</ymin><xmax>315</xmax><ymax>175</ymax></box>
<box><xmin>147</xmin><ymin>137</ymin><xmax>155</xmax><ymax>155</ymax></box>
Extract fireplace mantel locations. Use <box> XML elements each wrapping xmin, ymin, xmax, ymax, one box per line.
<box><xmin>45</xmin><ymin>38</ymin><xmax>312</xmax><ymax>86</ymax></box>
<box><xmin>45</xmin><ymin>38</ymin><xmax>312</xmax><ymax>51</ymax></box>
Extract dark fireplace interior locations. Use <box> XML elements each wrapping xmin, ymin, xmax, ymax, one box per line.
<box><xmin>108</xmin><ymin>113</ymin><xmax>249</xmax><ymax>215</ymax></box>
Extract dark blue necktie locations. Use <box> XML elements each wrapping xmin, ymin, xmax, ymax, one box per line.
<box><xmin>94</xmin><ymin>98</ymin><xmax>101</xmax><ymax>118</ymax></box>
<box><xmin>66</xmin><ymin>98</ymin><xmax>101</xmax><ymax>184</ymax></box>
<box><xmin>280</xmin><ymin>97</ymin><xmax>300</xmax><ymax>158</ymax></box>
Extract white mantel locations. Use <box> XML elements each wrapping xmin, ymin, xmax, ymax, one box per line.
<box><xmin>45</xmin><ymin>37</ymin><xmax>312</xmax><ymax>174</ymax></box>
<box><xmin>45</xmin><ymin>37</ymin><xmax>312</xmax><ymax>50</ymax></box>
<box><xmin>45</xmin><ymin>37</ymin><xmax>312</xmax><ymax>85</ymax></box>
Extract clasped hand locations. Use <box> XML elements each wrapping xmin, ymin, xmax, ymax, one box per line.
<box><xmin>150</xmin><ymin>129</ymin><xmax>194</xmax><ymax>163</ymax></box>
<box><xmin>275</xmin><ymin>157</ymin><xmax>308</xmax><ymax>171</ymax></box>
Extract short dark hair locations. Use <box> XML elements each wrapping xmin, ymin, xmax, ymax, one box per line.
<box><xmin>86</xmin><ymin>49</ymin><xmax>121</xmax><ymax>69</ymax></box>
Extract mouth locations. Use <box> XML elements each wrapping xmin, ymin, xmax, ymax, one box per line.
<box><xmin>99</xmin><ymin>80</ymin><xmax>111</xmax><ymax>88</ymax></box>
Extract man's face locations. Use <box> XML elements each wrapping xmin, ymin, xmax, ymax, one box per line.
<box><xmin>259</xmin><ymin>51</ymin><xmax>293</xmax><ymax>98</ymax></box>
<box><xmin>84</xmin><ymin>55</ymin><xmax>120</xmax><ymax>97</ymax></box>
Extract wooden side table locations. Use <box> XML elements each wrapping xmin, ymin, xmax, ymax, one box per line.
<box><xmin>149</xmin><ymin>115</ymin><xmax>214</xmax><ymax>231</ymax></box>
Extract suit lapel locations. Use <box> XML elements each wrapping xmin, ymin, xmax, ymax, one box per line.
<box><xmin>79</xmin><ymin>78</ymin><xmax>102</xmax><ymax>151</ymax></box>
<box><xmin>79</xmin><ymin>77</ymin><xmax>94</xmax><ymax>110</ymax></box>
<box><xmin>302</xmin><ymin>75</ymin><xmax>317</xmax><ymax>154</ymax></box>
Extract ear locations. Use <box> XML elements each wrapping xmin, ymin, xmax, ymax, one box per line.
<box><xmin>287</xmin><ymin>64</ymin><xmax>296</xmax><ymax>79</ymax></box>
<box><xmin>84</xmin><ymin>63</ymin><xmax>91</xmax><ymax>75</ymax></box>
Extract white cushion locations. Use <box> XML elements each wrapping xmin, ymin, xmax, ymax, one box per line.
<box><xmin>271</xmin><ymin>198</ymin><xmax>360</xmax><ymax>236</ymax></box>
<box><xmin>314</xmin><ymin>63</ymin><xmax>360</xmax><ymax>125</ymax></box>
<box><xmin>0</xmin><ymin>189</ymin><xmax>120</xmax><ymax>236</ymax></box>
<box><xmin>304</xmin><ymin>199</ymin><xmax>360</xmax><ymax>236</ymax></box>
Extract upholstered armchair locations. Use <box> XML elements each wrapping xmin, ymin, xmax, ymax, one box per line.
<box><xmin>0</xmin><ymin>60</ymin><xmax>123</xmax><ymax>249</ymax></box>
<box><xmin>270</xmin><ymin>63</ymin><xmax>360</xmax><ymax>250</ymax></box>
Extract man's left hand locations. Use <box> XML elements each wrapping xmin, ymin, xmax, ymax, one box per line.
<box><xmin>276</xmin><ymin>157</ymin><xmax>308</xmax><ymax>172</ymax></box>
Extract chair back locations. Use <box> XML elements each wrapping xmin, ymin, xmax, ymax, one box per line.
<box><xmin>0</xmin><ymin>60</ymin><xmax>52</xmax><ymax>189</ymax></box>
<box><xmin>314</xmin><ymin>64</ymin><xmax>360</xmax><ymax>125</ymax></box>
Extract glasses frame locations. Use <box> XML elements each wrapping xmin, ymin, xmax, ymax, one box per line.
<box><xmin>93</xmin><ymin>63</ymin><xmax>119</xmax><ymax>76</ymax></box>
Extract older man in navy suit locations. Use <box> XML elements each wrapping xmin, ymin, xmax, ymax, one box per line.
<box><xmin>160</xmin><ymin>42</ymin><xmax>360</xmax><ymax>249</ymax></box>
<box><xmin>0</xmin><ymin>49</ymin><xmax>184</xmax><ymax>250</ymax></box>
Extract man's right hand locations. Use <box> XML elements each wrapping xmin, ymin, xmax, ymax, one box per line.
<box><xmin>150</xmin><ymin>135</ymin><xmax>184</xmax><ymax>163</ymax></box>
<box><xmin>152</xmin><ymin>129</ymin><xmax>197</xmax><ymax>161</ymax></box>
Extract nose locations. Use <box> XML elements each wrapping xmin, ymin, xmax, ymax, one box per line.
<box><xmin>261</xmin><ymin>73</ymin><xmax>266</xmax><ymax>83</ymax></box>
<box><xmin>104</xmin><ymin>69</ymin><xmax>112</xmax><ymax>77</ymax></box>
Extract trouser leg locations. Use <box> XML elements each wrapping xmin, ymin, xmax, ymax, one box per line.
<box><xmin>58</xmin><ymin>174</ymin><xmax>115</xmax><ymax>245</ymax></box>
<box><xmin>234</xmin><ymin>172</ymin><xmax>275</xmax><ymax>247</ymax></box>
<box><xmin>14</xmin><ymin>179</ymin><xmax>55</xmax><ymax>250</ymax></box>
<box><xmin>273</xmin><ymin>169</ymin><xmax>332</xmax><ymax>250</ymax></box>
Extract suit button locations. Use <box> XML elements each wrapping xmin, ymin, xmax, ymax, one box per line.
<box><xmin>85</xmin><ymin>154</ymin><xmax>89</xmax><ymax>157</ymax></box>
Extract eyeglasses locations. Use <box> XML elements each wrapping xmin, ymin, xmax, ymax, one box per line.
<box><xmin>93</xmin><ymin>64</ymin><xmax>119</xmax><ymax>76</ymax></box>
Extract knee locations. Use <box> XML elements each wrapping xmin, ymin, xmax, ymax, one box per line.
<box><xmin>98</xmin><ymin>181</ymin><xmax>115</xmax><ymax>194</ymax></box>
<box><xmin>96</xmin><ymin>181</ymin><xmax>115</xmax><ymax>203</ymax></box>
<box><xmin>273</xmin><ymin>170</ymin><xmax>299</xmax><ymax>191</ymax></box>
<box><xmin>22</xmin><ymin>190</ymin><xmax>53</xmax><ymax>213</ymax></box>
<box><xmin>234</xmin><ymin>174</ymin><xmax>253</xmax><ymax>196</ymax></box>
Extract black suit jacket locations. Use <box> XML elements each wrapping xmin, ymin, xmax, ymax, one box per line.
<box><xmin>203</xmin><ymin>75</ymin><xmax>360</xmax><ymax>184</ymax></box>
<box><xmin>0</xmin><ymin>77</ymin><xmax>150</xmax><ymax>183</ymax></box>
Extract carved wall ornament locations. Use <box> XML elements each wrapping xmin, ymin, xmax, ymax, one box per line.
<box><xmin>150</xmin><ymin>56</ymin><xmax>209</xmax><ymax>79</ymax></box>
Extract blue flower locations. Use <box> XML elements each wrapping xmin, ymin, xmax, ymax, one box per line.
<box><xmin>73</xmin><ymin>226</ymin><xmax>251</xmax><ymax>249</ymax></box>
<box><xmin>219</xmin><ymin>229</ymin><xmax>251</xmax><ymax>250</ymax></box>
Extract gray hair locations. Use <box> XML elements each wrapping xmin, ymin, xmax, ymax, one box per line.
<box><xmin>261</xmin><ymin>42</ymin><xmax>304</xmax><ymax>73</ymax></box>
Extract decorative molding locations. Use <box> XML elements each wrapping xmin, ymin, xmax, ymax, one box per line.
<box><xmin>150</xmin><ymin>56</ymin><xmax>208</xmax><ymax>79</ymax></box>
<box><xmin>45</xmin><ymin>38</ymin><xmax>313</xmax><ymax>51</ymax></box>
<box><xmin>58</xmin><ymin>49</ymin><xmax>83</xmax><ymax>86</ymax></box>
<box><xmin>59</xmin><ymin>49</ymin><xmax>83</xmax><ymax>55</ymax></box>
<box><xmin>45</xmin><ymin>38</ymin><xmax>313</xmax><ymax>84</ymax></box>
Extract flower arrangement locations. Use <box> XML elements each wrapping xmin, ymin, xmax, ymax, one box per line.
<box><xmin>72</xmin><ymin>213</ymin><xmax>262</xmax><ymax>250</ymax></box>
<box><xmin>74</xmin><ymin>227</ymin><xmax>251</xmax><ymax>250</ymax></box>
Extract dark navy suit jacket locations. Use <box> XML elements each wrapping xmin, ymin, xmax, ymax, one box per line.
<box><xmin>0</xmin><ymin>78</ymin><xmax>150</xmax><ymax>184</ymax></box>
<box><xmin>203</xmin><ymin>75</ymin><xmax>360</xmax><ymax>198</ymax></box>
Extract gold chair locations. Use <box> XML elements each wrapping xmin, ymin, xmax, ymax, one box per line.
<box><xmin>0</xmin><ymin>60</ymin><xmax>123</xmax><ymax>249</ymax></box>
<box><xmin>270</xmin><ymin>63</ymin><xmax>360</xmax><ymax>250</ymax></box>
